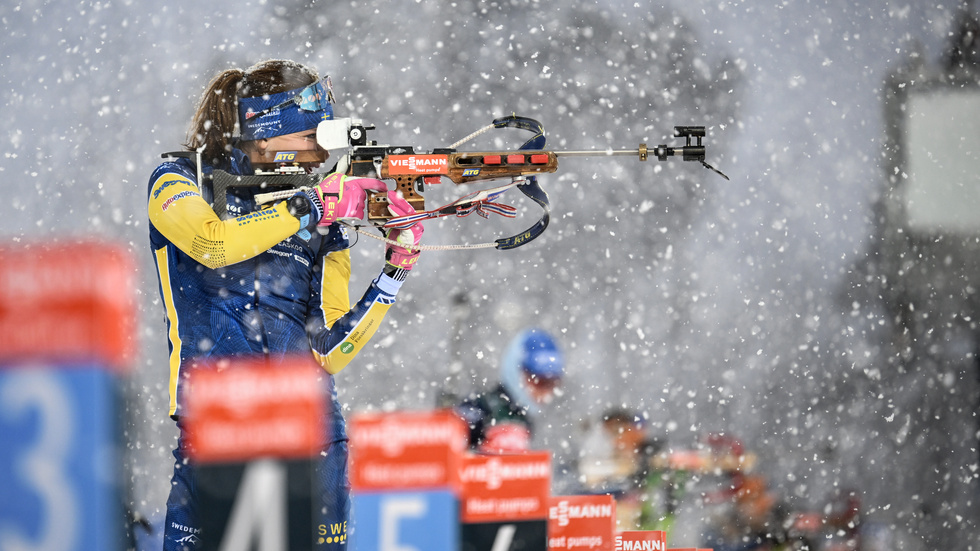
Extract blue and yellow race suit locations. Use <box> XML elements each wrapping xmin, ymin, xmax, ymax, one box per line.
<box><xmin>148</xmin><ymin>148</ymin><xmax>395</xmax><ymax>549</ymax></box>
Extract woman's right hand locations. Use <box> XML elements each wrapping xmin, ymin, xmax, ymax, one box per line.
<box><xmin>384</xmin><ymin>192</ymin><xmax>424</xmax><ymax>272</ymax></box>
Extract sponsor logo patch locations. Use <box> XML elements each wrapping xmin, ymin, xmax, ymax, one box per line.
<box><xmin>153</xmin><ymin>177</ymin><xmax>190</xmax><ymax>199</ymax></box>
<box><xmin>387</xmin><ymin>155</ymin><xmax>448</xmax><ymax>175</ymax></box>
<box><xmin>161</xmin><ymin>190</ymin><xmax>199</xmax><ymax>211</ymax></box>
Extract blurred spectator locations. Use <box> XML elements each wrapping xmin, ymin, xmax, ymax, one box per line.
<box><xmin>577</xmin><ymin>407</ymin><xmax>661</xmax><ymax>529</ymax></box>
<box><xmin>703</xmin><ymin>471</ymin><xmax>791</xmax><ymax>550</ymax></box>
<box><xmin>578</xmin><ymin>408</ymin><xmax>651</xmax><ymax>489</ymax></box>
<box><xmin>455</xmin><ymin>328</ymin><xmax>564</xmax><ymax>452</ymax></box>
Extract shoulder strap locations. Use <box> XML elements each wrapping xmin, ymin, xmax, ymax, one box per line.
<box><xmin>161</xmin><ymin>150</ymin><xmax>214</xmax><ymax>205</ymax></box>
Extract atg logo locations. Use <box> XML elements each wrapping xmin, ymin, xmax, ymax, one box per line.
<box><xmin>273</xmin><ymin>151</ymin><xmax>298</xmax><ymax>162</ymax></box>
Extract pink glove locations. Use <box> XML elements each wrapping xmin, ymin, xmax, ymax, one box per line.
<box><xmin>384</xmin><ymin>191</ymin><xmax>424</xmax><ymax>272</ymax></box>
<box><xmin>309</xmin><ymin>173</ymin><xmax>387</xmax><ymax>225</ymax></box>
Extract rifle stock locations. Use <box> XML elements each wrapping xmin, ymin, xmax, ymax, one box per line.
<box><xmin>347</xmin><ymin>148</ymin><xmax>560</xmax><ymax>221</ymax></box>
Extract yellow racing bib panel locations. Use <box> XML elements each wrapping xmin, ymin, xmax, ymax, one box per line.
<box><xmin>319</xmin><ymin>249</ymin><xmax>353</xmax><ymax>327</ymax></box>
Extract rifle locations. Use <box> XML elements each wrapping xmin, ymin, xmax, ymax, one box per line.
<box><xmin>307</xmin><ymin>114</ymin><xmax>728</xmax><ymax>249</ymax></box>
<box><xmin>191</xmin><ymin>114</ymin><xmax>726</xmax><ymax>249</ymax></box>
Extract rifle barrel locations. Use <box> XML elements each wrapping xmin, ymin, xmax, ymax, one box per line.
<box><xmin>554</xmin><ymin>149</ymin><xmax>644</xmax><ymax>158</ymax></box>
<box><xmin>554</xmin><ymin>144</ymin><xmax>651</xmax><ymax>161</ymax></box>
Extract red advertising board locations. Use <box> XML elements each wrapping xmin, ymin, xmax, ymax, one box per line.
<box><xmin>548</xmin><ymin>494</ymin><xmax>617</xmax><ymax>551</ymax></box>
<box><xmin>184</xmin><ymin>356</ymin><xmax>327</xmax><ymax>463</ymax></box>
<box><xmin>349</xmin><ymin>409</ymin><xmax>469</xmax><ymax>491</ymax></box>
<box><xmin>615</xmin><ymin>531</ymin><xmax>667</xmax><ymax>551</ymax></box>
<box><xmin>0</xmin><ymin>240</ymin><xmax>136</xmax><ymax>371</ymax></box>
<box><xmin>459</xmin><ymin>451</ymin><xmax>551</xmax><ymax>523</ymax></box>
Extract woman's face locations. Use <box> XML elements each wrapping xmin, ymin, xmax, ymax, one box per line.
<box><xmin>264</xmin><ymin>128</ymin><xmax>321</xmax><ymax>152</ymax></box>
<box><xmin>524</xmin><ymin>371</ymin><xmax>561</xmax><ymax>404</ymax></box>
<box><xmin>246</xmin><ymin>128</ymin><xmax>328</xmax><ymax>170</ymax></box>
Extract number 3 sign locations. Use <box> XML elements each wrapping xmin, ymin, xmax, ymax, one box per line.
<box><xmin>0</xmin><ymin>367</ymin><xmax>124</xmax><ymax>551</ymax></box>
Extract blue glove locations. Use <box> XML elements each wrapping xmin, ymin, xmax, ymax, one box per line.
<box><xmin>286</xmin><ymin>190</ymin><xmax>324</xmax><ymax>241</ymax></box>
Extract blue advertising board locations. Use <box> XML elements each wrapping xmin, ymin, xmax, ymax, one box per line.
<box><xmin>0</xmin><ymin>365</ymin><xmax>123</xmax><ymax>551</ymax></box>
<box><xmin>351</xmin><ymin>490</ymin><xmax>458</xmax><ymax>551</ymax></box>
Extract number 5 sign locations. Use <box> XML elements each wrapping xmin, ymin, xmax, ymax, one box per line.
<box><xmin>350</xmin><ymin>490</ymin><xmax>458</xmax><ymax>551</ymax></box>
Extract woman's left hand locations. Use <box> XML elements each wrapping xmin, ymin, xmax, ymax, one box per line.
<box><xmin>310</xmin><ymin>173</ymin><xmax>388</xmax><ymax>224</ymax></box>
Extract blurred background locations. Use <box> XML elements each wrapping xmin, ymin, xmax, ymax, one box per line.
<box><xmin>1</xmin><ymin>0</ymin><xmax>978</xmax><ymax>549</ymax></box>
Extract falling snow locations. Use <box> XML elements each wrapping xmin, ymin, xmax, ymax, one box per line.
<box><xmin>1</xmin><ymin>0</ymin><xmax>978</xmax><ymax>549</ymax></box>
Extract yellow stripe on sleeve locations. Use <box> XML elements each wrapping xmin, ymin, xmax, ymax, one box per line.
<box><xmin>155</xmin><ymin>246</ymin><xmax>183</xmax><ymax>417</ymax></box>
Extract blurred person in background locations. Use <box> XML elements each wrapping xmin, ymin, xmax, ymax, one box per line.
<box><xmin>455</xmin><ymin>327</ymin><xmax>564</xmax><ymax>452</ymax></box>
<box><xmin>703</xmin><ymin>473</ymin><xmax>790</xmax><ymax>551</ymax></box>
<box><xmin>577</xmin><ymin>409</ymin><xmax>646</xmax><ymax>486</ymax></box>
<box><xmin>147</xmin><ymin>59</ymin><xmax>423</xmax><ymax>550</ymax></box>
<box><xmin>578</xmin><ymin>407</ymin><xmax>660</xmax><ymax>529</ymax></box>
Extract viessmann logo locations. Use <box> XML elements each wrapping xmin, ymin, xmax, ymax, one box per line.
<box><xmin>549</xmin><ymin>500</ymin><xmax>614</xmax><ymax>527</ymax></box>
<box><xmin>459</xmin><ymin>457</ymin><xmax>550</xmax><ymax>490</ymax></box>
<box><xmin>355</xmin><ymin>419</ymin><xmax>462</xmax><ymax>456</ymax></box>
<box><xmin>387</xmin><ymin>155</ymin><xmax>448</xmax><ymax>175</ymax></box>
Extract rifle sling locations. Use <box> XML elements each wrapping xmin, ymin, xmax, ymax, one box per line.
<box><xmin>494</xmin><ymin>176</ymin><xmax>550</xmax><ymax>250</ymax></box>
<box><xmin>492</xmin><ymin>115</ymin><xmax>550</xmax><ymax>249</ymax></box>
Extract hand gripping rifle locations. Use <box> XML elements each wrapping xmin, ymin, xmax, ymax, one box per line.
<box><xmin>306</xmin><ymin>114</ymin><xmax>728</xmax><ymax>250</ymax></box>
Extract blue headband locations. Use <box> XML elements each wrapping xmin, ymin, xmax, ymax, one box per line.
<box><xmin>238</xmin><ymin>78</ymin><xmax>334</xmax><ymax>141</ymax></box>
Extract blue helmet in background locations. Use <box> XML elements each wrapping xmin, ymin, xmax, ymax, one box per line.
<box><xmin>501</xmin><ymin>328</ymin><xmax>564</xmax><ymax>411</ymax></box>
<box><xmin>517</xmin><ymin>329</ymin><xmax>564</xmax><ymax>379</ymax></box>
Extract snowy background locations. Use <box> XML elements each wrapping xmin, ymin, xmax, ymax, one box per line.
<box><xmin>2</xmin><ymin>0</ymin><xmax>979</xmax><ymax>549</ymax></box>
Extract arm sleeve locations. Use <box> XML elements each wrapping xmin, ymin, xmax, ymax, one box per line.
<box><xmin>147</xmin><ymin>170</ymin><xmax>301</xmax><ymax>269</ymax></box>
<box><xmin>307</xmin><ymin>248</ymin><xmax>403</xmax><ymax>374</ymax></box>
